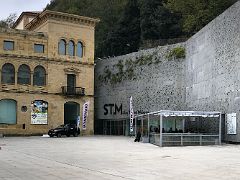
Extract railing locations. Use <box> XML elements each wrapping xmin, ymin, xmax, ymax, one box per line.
<box><xmin>61</xmin><ymin>86</ymin><xmax>85</xmax><ymax>96</ymax></box>
<box><xmin>149</xmin><ymin>133</ymin><xmax>220</xmax><ymax>147</ymax></box>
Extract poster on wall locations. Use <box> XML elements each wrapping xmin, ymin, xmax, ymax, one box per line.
<box><xmin>82</xmin><ymin>102</ymin><xmax>89</xmax><ymax>130</ymax></box>
<box><xmin>31</xmin><ymin>100</ymin><xmax>48</xmax><ymax>125</ymax></box>
<box><xmin>227</xmin><ymin>113</ymin><xmax>237</xmax><ymax>135</ymax></box>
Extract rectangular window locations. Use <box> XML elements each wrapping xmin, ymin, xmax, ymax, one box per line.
<box><xmin>3</xmin><ymin>40</ymin><xmax>14</xmax><ymax>51</ymax></box>
<box><xmin>34</xmin><ymin>44</ymin><xmax>44</xmax><ymax>53</ymax></box>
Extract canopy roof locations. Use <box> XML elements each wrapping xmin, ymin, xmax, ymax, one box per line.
<box><xmin>135</xmin><ymin>110</ymin><xmax>221</xmax><ymax>118</ymax></box>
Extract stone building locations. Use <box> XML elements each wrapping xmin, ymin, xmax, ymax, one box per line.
<box><xmin>0</xmin><ymin>10</ymin><xmax>99</xmax><ymax>135</ymax></box>
<box><xmin>95</xmin><ymin>1</ymin><xmax>240</xmax><ymax>143</ymax></box>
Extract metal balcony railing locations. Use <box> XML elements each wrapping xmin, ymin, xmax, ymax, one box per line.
<box><xmin>61</xmin><ymin>86</ymin><xmax>85</xmax><ymax>96</ymax></box>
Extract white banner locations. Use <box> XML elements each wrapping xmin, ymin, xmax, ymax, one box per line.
<box><xmin>130</xmin><ymin>96</ymin><xmax>134</xmax><ymax>133</ymax></box>
<box><xmin>227</xmin><ymin>113</ymin><xmax>237</xmax><ymax>135</ymax></box>
<box><xmin>82</xmin><ymin>102</ymin><xmax>89</xmax><ymax>130</ymax></box>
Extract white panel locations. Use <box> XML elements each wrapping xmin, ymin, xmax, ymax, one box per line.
<box><xmin>227</xmin><ymin>113</ymin><xmax>237</xmax><ymax>135</ymax></box>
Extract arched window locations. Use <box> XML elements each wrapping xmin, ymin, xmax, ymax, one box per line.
<box><xmin>69</xmin><ymin>40</ymin><xmax>75</xmax><ymax>56</ymax></box>
<box><xmin>58</xmin><ymin>39</ymin><xmax>66</xmax><ymax>55</ymax></box>
<box><xmin>33</xmin><ymin>66</ymin><xmax>46</xmax><ymax>86</ymax></box>
<box><xmin>77</xmin><ymin>41</ymin><xmax>83</xmax><ymax>58</ymax></box>
<box><xmin>0</xmin><ymin>99</ymin><xmax>17</xmax><ymax>124</ymax></box>
<box><xmin>18</xmin><ymin>64</ymin><xmax>31</xmax><ymax>85</ymax></box>
<box><xmin>1</xmin><ymin>63</ymin><xmax>15</xmax><ymax>84</ymax></box>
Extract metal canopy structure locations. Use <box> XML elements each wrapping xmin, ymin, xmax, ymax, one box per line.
<box><xmin>136</xmin><ymin>110</ymin><xmax>221</xmax><ymax>118</ymax></box>
<box><xmin>135</xmin><ymin>110</ymin><xmax>222</xmax><ymax>147</ymax></box>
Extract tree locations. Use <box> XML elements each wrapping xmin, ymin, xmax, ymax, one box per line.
<box><xmin>0</xmin><ymin>13</ymin><xmax>17</xmax><ymax>28</ymax></box>
<box><xmin>46</xmin><ymin>0</ymin><xmax>128</xmax><ymax>58</ymax></box>
<box><xmin>166</xmin><ymin>0</ymin><xmax>237</xmax><ymax>35</ymax></box>
<box><xmin>139</xmin><ymin>0</ymin><xmax>181</xmax><ymax>41</ymax></box>
<box><xmin>102</xmin><ymin>0</ymin><xmax>141</xmax><ymax>57</ymax></box>
<box><xmin>46</xmin><ymin>0</ymin><xmax>237</xmax><ymax>57</ymax></box>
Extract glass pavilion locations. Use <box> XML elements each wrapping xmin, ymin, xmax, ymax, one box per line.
<box><xmin>134</xmin><ymin>110</ymin><xmax>222</xmax><ymax>147</ymax></box>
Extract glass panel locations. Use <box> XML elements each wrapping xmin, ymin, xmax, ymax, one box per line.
<box><xmin>77</xmin><ymin>42</ymin><xmax>83</xmax><ymax>57</ymax></box>
<box><xmin>67</xmin><ymin>74</ymin><xmax>76</xmax><ymax>95</ymax></box>
<box><xmin>3</xmin><ymin>41</ymin><xmax>14</xmax><ymax>50</ymax></box>
<box><xmin>18</xmin><ymin>65</ymin><xmax>31</xmax><ymax>85</ymax></box>
<box><xmin>0</xmin><ymin>100</ymin><xmax>17</xmax><ymax>124</ymax></box>
<box><xmin>68</xmin><ymin>41</ymin><xmax>75</xmax><ymax>56</ymax></box>
<box><xmin>1</xmin><ymin>63</ymin><xmax>15</xmax><ymax>84</ymax></box>
<box><xmin>67</xmin><ymin>74</ymin><xmax>76</xmax><ymax>87</ymax></box>
<box><xmin>58</xmin><ymin>39</ymin><xmax>66</xmax><ymax>55</ymax></box>
<box><xmin>163</xmin><ymin>119</ymin><xmax>175</xmax><ymax>133</ymax></box>
<box><xmin>34</xmin><ymin>44</ymin><xmax>44</xmax><ymax>53</ymax></box>
<box><xmin>33</xmin><ymin>66</ymin><xmax>46</xmax><ymax>86</ymax></box>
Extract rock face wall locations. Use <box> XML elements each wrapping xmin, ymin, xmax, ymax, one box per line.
<box><xmin>95</xmin><ymin>1</ymin><xmax>240</xmax><ymax>141</ymax></box>
<box><xmin>185</xmin><ymin>1</ymin><xmax>240</xmax><ymax>142</ymax></box>
<box><xmin>95</xmin><ymin>44</ymin><xmax>186</xmax><ymax>133</ymax></box>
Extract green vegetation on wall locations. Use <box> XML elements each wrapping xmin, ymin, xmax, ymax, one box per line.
<box><xmin>98</xmin><ymin>47</ymin><xmax>184</xmax><ymax>85</ymax></box>
<box><xmin>166</xmin><ymin>47</ymin><xmax>186</xmax><ymax>60</ymax></box>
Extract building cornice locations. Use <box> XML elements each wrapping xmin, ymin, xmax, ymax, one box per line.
<box><xmin>0</xmin><ymin>27</ymin><xmax>48</xmax><ymax>39</ymax></box>
<box><xmin>25</xmin><ymin>10</ymin><xmax>100</xmax><ymax>30</ymax></box>
<box><xmin>0</xmin><ymin>54</ymin><xmax>94</xmax><ymax>66</ymax></box>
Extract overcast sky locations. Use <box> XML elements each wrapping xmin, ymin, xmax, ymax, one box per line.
<box><xmin>0</xmin><ymin>0</ymin><xmax>51</xmax><ymax>20</ymax></box>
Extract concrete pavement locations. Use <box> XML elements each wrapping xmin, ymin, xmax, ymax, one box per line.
<box><xmin>1</xmin><ymin>136</ymin><xmax>240</xmax><ymax>180</ymax></box>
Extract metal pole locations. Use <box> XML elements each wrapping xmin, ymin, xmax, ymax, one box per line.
<box><xmin>181</xmin><ymin>118</ymin><xmax>184</xmax><ymax>145</ymax></box>
<box><xmin>200</xmin><ymin>135</ymin><xmax>202</xmax><ymax>146</ymax></box>
<box><xmin>219</xmin><ymin>113</ymin><xmax>222</xmax><ymax>145</ymax></box>
<box><xmin>148</xmin><ymin>114</ymin><xmax>150</xmax><ymax>143</ymax></box>
<box><xmin>183</xmin><ymin>118</ymin><xmax>185</xmax><ymax>133</ymax></box>
<box><xmin>160</xmin><ymin>115</ymin><xmax>163</xmax><ymax>147</ymax></box>
<box><xmin>141</xmin><ymin>116</ymin><xmax>143</xmax><ymax>138</ymax></box>
<box><xmin>181</xmin><ymin>134</ymin><xmax>183</xmax><ymax>146</ymax></box>
<box><xmin>110</xmin><ymin>121</ymin><xmax>111</xmax><ymax>135</ymax></box>
<box><xmin>135</xmin><ymin>111</ymin><xmax>138</xmax><ymax>136</ymax></box>
<box><xmin>123</xmin><ymin>120</ymin><xmax>125</xmax><ymax>136</ymax></box>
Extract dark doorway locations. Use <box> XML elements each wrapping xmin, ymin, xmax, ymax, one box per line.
<box><xmin>64</xmin><ymin>102</ymin><xmax>80</xmax><ymax>124</ymax></box>
<box><xmin>103</xmin><ymin>120</ymin><xmax>126</xmax><ymax>135</ymax></box>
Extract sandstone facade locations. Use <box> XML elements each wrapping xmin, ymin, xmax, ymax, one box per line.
<box><xmin>0</xmin><ymin>10</ymin><xmax>99</xmax><ymax>135</ymax></box>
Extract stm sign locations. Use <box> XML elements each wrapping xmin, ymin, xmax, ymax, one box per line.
<box><xmin>104</xmin><ymin>104</ymin><xmax>122</xmax><ymax>115</ymax></box>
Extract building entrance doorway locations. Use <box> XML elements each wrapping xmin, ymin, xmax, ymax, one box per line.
<box><xmin>103</xmin><ymin>120</ymin><xmax>126</xmax><ymax>135</ymax></box>
<box><xmin>64</xmin><ymin>102</ymin><xmax>80</xmax><ymax>124</ymax></box>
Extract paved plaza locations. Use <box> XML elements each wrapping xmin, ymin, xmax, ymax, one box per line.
<box><xmin>1</xmin><ymin>136</ymin><xmax>240</xmax><ymax>180</ymax></box>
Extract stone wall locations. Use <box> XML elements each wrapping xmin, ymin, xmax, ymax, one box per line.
<box><xmin>95</xmin><ymin>43</ymin><xmax>186</xmax><ymax>126</ymax></box>
<box><xmin>185</xmin><ymin>1</ymin><xmax>240</xmax><ymax>142</ymax></box>
<box><xmin>0</xmin><ymin>91</ymin><xmax>94</xmax><ymax>136</ymax></box>
<box><xmin>0</xmin><ymin>55</ymin><xmax>94</xmax><ymax>135</ymax></box>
